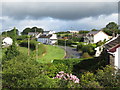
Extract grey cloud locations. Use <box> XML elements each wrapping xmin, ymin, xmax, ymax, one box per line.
<box><xmin>2</xmin><ymin>2</ymin><xmax>118</xmax><ymax>20</ymax></box>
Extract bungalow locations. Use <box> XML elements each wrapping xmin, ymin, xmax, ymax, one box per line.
<box><xmin>105</xmin><ymin>35</ymin><xmax>120</xmax><ymax>69</ymax></box>
<box><xmin>28</xmin><ymin>32</ymin><xmax>41</xmax><ymax>38</ymax></box>
<box><xmin>37</xmin><ymin>34</ymin><xmax>57</xmax><ymax>45</ymax></box>
<box><xmin>84</xmin><ymin>30</ymin><xmax>112</xmax><ymax>44</ymax></box>
<box><xmin>2</xmin><ymin>37</ymin><xmax>13</xmax><ymax>47</ymax></box>
<box><xmin>43</xmin><ymin>30</ymin><xmax>55</xmax><ymax>35</ymax></box>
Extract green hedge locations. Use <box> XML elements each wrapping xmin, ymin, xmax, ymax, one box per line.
<box><xmin>19</xmin><ymin>40</ymin><xmax>38</xmax><ymax>50</ymax></box>
<box><xmin>58</xmin><ymin>39</ymin><xmax>73</xmax><ymax>46</ymax></box>
<box><xmin>19</xmin><ymin>40</ymin><xmax>46</xmax><ymax>56</ymax></box>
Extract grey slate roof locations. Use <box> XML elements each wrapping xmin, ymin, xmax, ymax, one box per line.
<box><xmin>105</xmin><ymin>35</ymin><xmax>120</xmax><ymax>50</ymax></box>
<box><xmin>39</xmin><ymin>34</ymin><xmax>52</xmax><ymax>38</ymax></box>
<box><xmin>87</xmin><ymin>30</ymin><xmax>101</xmax><ymax>35</ymax></box>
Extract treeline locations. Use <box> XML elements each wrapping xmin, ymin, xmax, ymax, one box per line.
<box><xmin>2</xmin><ymin>26</ymin><xmax>44</xmax><ymax>36</ymax></box>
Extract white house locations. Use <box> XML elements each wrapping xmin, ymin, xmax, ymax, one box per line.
<box><xmin>37</xmin><ymin>34</ymin><xmax>57</xmax><ymax>45</ymax></box>
<box><xmin>43</xmin><ymin>30</ymin><xmax>55</xmax><ymax>35</ymax></box>
<box><xmin>95</xmin><ymin>45</ymin><xmax>104</xmax><ymax>57</ymax></box>
<box><xmin>105</xmin><ymin>35</ymin><xmax>120</xmax><ymax>69</ymax></box>
<box><xmin>2</xmin><ymin>37</ymin><xmax>13</xmax><ymax>47</ymax></box>
<box><xmin>68</xmin><ymin>30</ymin><xmax>79</xmax><ymax>33</ymax></box>
<box><xmin>84</xmin><ymin>30</ymin><xmax>112</xmax><ymax>44</ymax></box>
<box><xmin>28</xmin><ymin>32</ymin><xmax>41</xmax><ymax>38</ymax></box>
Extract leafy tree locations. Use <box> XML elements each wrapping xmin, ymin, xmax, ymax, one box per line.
<box><xmin>21</xmin><ymin>27</ymin><xmax>44</xmax><ymax>35</ymax></box>
<box><xmin>79</xmin><ymin>30</ymin><xmax>89</xmax><ymax>34</ymax></box>
<box><xmin>2</xmin><ymin>28</ymin><xmax>19</xmax><ymax>39</ymax></box>
<box><xmin>91</xmin><ymin>29</ymin><xmax>98</xmax><ymax>31</ymax></box>
<box><xmin>104</xmin><ymin>22</ymin><xmax>119</xmax><ymax>36</ymax></box>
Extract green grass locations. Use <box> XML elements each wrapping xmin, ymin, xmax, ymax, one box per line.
<box><xmin>37</xmin><ymin>45</ymin><xmax>65</xmax><ymax>63</ymax></box>
<box><xmin>2</xmin><ymin>44</ymin><xmax>65</xmax><ymax>64</ymax></box>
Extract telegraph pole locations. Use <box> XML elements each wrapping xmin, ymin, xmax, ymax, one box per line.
<box><xmin>28</xmin><ymin>35</ymin><xmax>30</xmax><ymax>56</ymax></box>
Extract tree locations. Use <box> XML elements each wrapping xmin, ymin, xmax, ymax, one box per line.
<box><xmin>105</xmin><ymin>22</ymin><xmax>119</xmax><ymax>37</ymax></box>
<box><xmin>2</xmin><ymin>28</ymin><xmax>19</xmax><ymax>38</ymax></box>
<box><xmin>91</xmin><ymin>29</ymin><xmax>97</xmax><ymax>31</ymax></box>
<box><xmin>21</xmin><ymin>27</ymin><xmax>44</xmax><ymax>35</ymax></box>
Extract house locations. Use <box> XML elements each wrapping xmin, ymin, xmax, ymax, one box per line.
<box><xmin>68</xmin><ymin>30</ymin><xmax>79</xmax><ymax>34</ymax></box>
<box><xmin>37</xmin><ymin>34</ymin><xmax>57</xmax><ymax>45</ymax></box>
<box><xmin>43</xmin><ymin>30</ymin><xmax>55</xmax><ymax>35</ymax></box>
<box><xmin>84</xmin><ymin>30</ymin><xmax>112</xmax><ymax>44</ymax></box>
<box><xmin>105</xmin><ymin>35</ymin><xmax>120</xmax><ymax>69</ymax></box>
<box><xmin>2</xmin><ymin>37</ymin><xmax>13</xmax><ymax>47</ymax></box>
<box><xmin>28</xmin><ymin>32</ymin><xmax>41</xmax><ymax>38</ymax></box>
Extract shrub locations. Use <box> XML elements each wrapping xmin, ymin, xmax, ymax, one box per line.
<box><xmin>58</xmin><ymin>39</ymin><xmax>73</xmax><ymax>46</ymax></box>
<box><xmin>80</xmin><ymin>72</ymin><xmax>102</xmax><ymax>88</ymax></box>
<box><xmin>96</xmin><ymin>65</ymin><xmax>120</xmax><ymax>87</ymax></box>
<box><xmin>4</xmin><ymin>43</ymin><xmax>20</xmax><ymax>61</ymax></box>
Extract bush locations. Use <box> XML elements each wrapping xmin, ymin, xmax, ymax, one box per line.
<box><xmin>77</xmin><ymin>43</ymin><xmax>96</xmax><ymax>56</ymax></box>
<box><xmin>58</xmin><ymin>39</ymin><xmax>73</xmax><ymax>46</ymax></box>
<box><xmin>80</xmin><ymin>72</ymin><xmax>102</xmax><ymax>88</ymax></box>
<box><xmin>96</xmin><ymin>65</ymin><xmax>120</xmax><ymax>87</ymax></box>
<box><xmin>4</xmin><ymin>43</ymin><xmax>20</xmax><ymax>61</ymax></box>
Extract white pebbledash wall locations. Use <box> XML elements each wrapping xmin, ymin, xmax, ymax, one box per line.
<box><xmin>94</xmin><ymin>31</ymin><xmax>110</xmax><ymax>43</ymax></box>
<box><xmin>115</xmin><ymin>47</ymin><xmax>120</xmax><ymax>69</ymax></box>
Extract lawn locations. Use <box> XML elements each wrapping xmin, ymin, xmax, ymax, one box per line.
<box><xmin>2</xmin><ymin>44</ymin><xmax>65</xmax><ymax>64</ymax></box>
<box><xmin>37</xmin><ymin>45</ymin><xmax>65</xmax><ymax>63</ymax></box>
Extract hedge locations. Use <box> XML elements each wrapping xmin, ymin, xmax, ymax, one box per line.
<box><xmin>19</xmin><ymin>40</ymin><xmax>38</xmax><ymax>50</ymax></box>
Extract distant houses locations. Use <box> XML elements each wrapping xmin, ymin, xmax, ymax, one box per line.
<box><xmin>84</xmin><ymin>30</ymin><xmax>112</xmax><ymax>44</ymax></box>
<box><xmin>37</xmin><ymin>30</ymin><xmax>57</xmax><ymax>45</ymax></box>
<box><xmin>67</xmin><ymin>30</ymin><xmax>79</xmax><ymax>34</ymax></box>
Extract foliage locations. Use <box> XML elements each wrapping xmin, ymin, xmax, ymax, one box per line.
<box><xmin>21</xmin><ymin>27</ymin><xmax>43</xmax><ymax>35</ymax></box>
<box><xmin>2</xmin><ymin>27</ymin><xmax>19</xmax><ymax>39</ymax></box>
<box><xmin>96</xmin><ymin>65</ymin><xmax>120</xmax><ymax>87</ymax></box>
<box><xmin>58</xmin><ymin>39</ymin><xmax>73</xmax><ymax>46</ymax></box>
<box><xmin>80</xmin><ymin>72</ymin><xmax>102</xmax><ymax>88</ymax></box>
<box><xmin>71</xmin><ymin>37</ymin><xmax>83</xmax><ymax>42</ymax></box>
<box><xmin>91</xmin><ymin>29</ymin><xmax>98</xmax><ymax>31</ymax></box>
<box><xmin>19</xmin><ymin>40</ymin><xmax>38</xmax><ymax>50</ymax></box>
<box><xmin>103</xmin><ymin>22</ymin><xmax>120</xmax><ymax>36</ymax></box>
<box><xmin>79</xmin><ymin>30</ymin><xmax>89</xmax><ymax>34</ymax></box>
<box><xmin>106</xmin><ymin>22</ymin><xmax>118</xmax><ymax>29</ymax></box>
<box><xmin>77</xmin><ymin>43</ymin><xmax>96</xmax><ymax>56</ymax></box>
<box><xmin>4</xmin><ymin>43</ymin><xmax>20</xmax><ymax>61</ymax></box>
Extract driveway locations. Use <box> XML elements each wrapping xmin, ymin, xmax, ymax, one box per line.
<box><xmin>59</xmin><ymin>46</ymin><xmax>81</xmax><ymax>58</ymax></box>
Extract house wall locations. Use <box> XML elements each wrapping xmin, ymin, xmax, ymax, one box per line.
<box><xmin>115</xmin><ymin>47</ymin><xmax>120</xmax><ymax>69</ymax></box>
<box><xmin>50</xmin><ymin>39</ymin><xmax>57</xmax><ymax>44</ymax></box>
<box><xmin>94</xmin><ymin>31</ymin><xmax>109</xmax><ymax>43</ymax></box>
<box><xmin>37</xmin><ymin>38</ymin><xmax>50</xmax><ymax>44</ymax></box>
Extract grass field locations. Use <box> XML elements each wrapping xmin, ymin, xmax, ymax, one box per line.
<box><xmin>37</xmin><ymin>45</ymin><xmax>65</xmax><ymax>63</ymax></box>
<box><xmin>2</xmin><ymin>44</ymin><xmax>65</xmax><ymax>63</ymax></box>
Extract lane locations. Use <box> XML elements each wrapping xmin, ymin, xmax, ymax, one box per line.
<box><xmin>59</xmin><ymin>46</ymin><xmax>81</xmax><ymax>58</ymax></box>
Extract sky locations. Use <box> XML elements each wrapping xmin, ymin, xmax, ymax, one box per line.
<box><xmin>0</xmin><ymin>0</ymin><xmax>119</xmax><ymax>32</ymax></box>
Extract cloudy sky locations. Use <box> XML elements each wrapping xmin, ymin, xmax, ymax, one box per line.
<box><xmin>0</xmin><ymin>0</ymin><xmax>119</xmax><ymax>32</ymax></box>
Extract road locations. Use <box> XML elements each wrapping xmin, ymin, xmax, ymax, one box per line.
<box><xmin>59</xmin><ymin>46</ymin><xmax>81</xmax><ymax>58</ymax></box>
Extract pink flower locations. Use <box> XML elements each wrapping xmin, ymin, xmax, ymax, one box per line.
<box><xmin>59</xmin><ymin>71</ymin><xmax>64</xmax><ymax>74</ymax></box>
